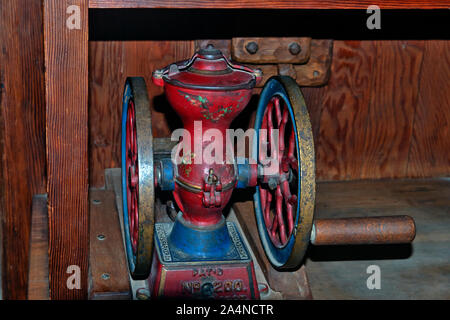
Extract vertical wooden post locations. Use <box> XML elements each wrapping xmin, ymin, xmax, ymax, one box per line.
<box><xmin>0</xmin><ymin>0</ymin><xmax>47</xmax><ymax>299</ymax></box>
<box><xmin>44</xmin><ymin>0</ymin><xmax>89</xmax><ymax>299</ymax></box>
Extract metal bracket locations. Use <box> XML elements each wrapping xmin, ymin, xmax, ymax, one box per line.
<box><xmin>195</xmin><ymin>38</ymin><xmax>333</xmax><ymax>87</ymax></box>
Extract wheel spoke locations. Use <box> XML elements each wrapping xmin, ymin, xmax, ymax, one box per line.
<box><xmin>288</xmin><ymin>128</ymin><xmax>295</xmax><ymax>158</ymax></box>
<box><xmin>278</xmin><ymin>108</ymin><xmax>289</xmax><ymax>163</ymax></box>
<box><xmin>270</xmin><ymin>209</ymin><xmax>278</xmax><ymax>239</ymax></box>
<box><xmin>264</xmin><ymin>190</ymin><xmax>272</xmax><ymax>228</ymax></box>
<box><xmin>130</xmin><ymin>102</ymin><xmax>139</xmax><ymax>163</ymax></box>
<box><xmin>126</xmin><ymin>99</ymin><xmax>140</xmax><ymax>255</ymax></box>
<box><xmin>281</xmin><ymin>180</ymin><xmax>295</xmax><ymax>234</ymax></box>
<box><xmin>273</xmin><ymin>96</ymin><xmax>282</xmax><ymax>127</ymax></box>
<box><xmin>275</xmin><ymin>185</ymin><xmax>287</xmax><ymax>244</ymax></box>
<box><xmin>128</xmin><ymin>108</ymin><xmax>134</xmax><ymax>153</ymax></box>
<box><xmin>267</xmin><ymin>101</ymin><xmax>277</xmax><ymax>161</ymax></box>
<box><xmin>258</xmin><ymin>95</ymin><xmax>300</xmax><ymax>248</ymax></box>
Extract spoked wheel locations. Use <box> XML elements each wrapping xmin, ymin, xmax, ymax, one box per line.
<box><xmin>121</xmin><ymin>77</ymin><xmax>155</xmax><ymax>279</ymax></box>
<box><xmin>253</xmin><ymin>76</ymin><xmax>315</xmax><ymax>270</ymax></box>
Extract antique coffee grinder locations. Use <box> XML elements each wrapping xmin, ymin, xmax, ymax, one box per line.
<box><xmin>121</xmin><ymin>45</ymin><xmax>416</xmax><ymax>299</ymax></box>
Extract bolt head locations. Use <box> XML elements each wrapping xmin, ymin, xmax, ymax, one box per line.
<box><xmin>245</xmin><ymin>41</ymin><xmax>259</xmax><ymax>55</ymax></box>
<box><xmin>289</xmin><ymin>42</ymin><xmax>301</xmax><ymax>55</ymax></box>
<box><xmin>136</xmin><ymin>288</ymin><xmax>151</xmax><ymax>300</ymax></box>
<box><xmin>101</xmin><ymin>273</ymin><xmax>110</xmax><ymax>280</ymax></box>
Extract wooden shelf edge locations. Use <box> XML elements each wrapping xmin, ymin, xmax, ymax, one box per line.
<box><xmin>89</xmin><ymin>0</ymin><xmax>450</xmax><ymax>9</ymax></box>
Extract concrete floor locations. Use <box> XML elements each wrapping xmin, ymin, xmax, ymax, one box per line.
<box><xmin>306</xmin><ymin>178</ymin><xmax>450</xmax><ymax>299</ymax></box>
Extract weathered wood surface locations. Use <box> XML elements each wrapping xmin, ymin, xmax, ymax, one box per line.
<box><xmin>407</xmin><ymin>41</ymin><xmax>450</xmax><ymax>178</ymax></box>
<box><xmin>315</xmin><ymin>40</ymin><xmax>426</xmax><ymax>180</ymax></box>
<box><xmin>308</xmin><ymin>40</ymin><xmax>377</xmax><ymax>180</ymax></box>
<box><xmin>89</xmin><ymin>190</ymin><xmax>131</xmax><ymax>300</ymax></box>
<box><xmin>304</xmin><ymin>40</ymin><xmax>449</xmax><ymax>181</ymax></box>
<box><xmin>308</xmin><ymin>178</ymin><xmax>450</xmax><ymax>299</ymax></box>
<box><xmin>28</xmin><ymin>195</ymin><xmax>49</xmax><ymax>300</ymax></box>
<box><xmin>0</xmin><ymin>0</ymin><xmax>46</xmax><ymax>299</ymax></box>
<box><xmin>44</xmin><ymin>0</ymin><xmax>89</xmax><ymax>299</ymax></box>
<box><xmin>89</xmin><ymin>0</ymin><xmax>450</xmax><ymax>9</ymax></box>
<box><xmin>294</xmin><ymin>39</ymin><xmax>333</xmax><ymax>86</ymax></box>
<box><xmin>359</xmin><ymin>41</ymin><xmax>424</xmax><ymax>179</ymax></box>
<box><xmin>28</xmin><ymin>190</ymin><xmax>133</xmax><ymax>300</ymax></box>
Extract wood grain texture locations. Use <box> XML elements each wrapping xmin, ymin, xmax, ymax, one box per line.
<box><xmin>89</xmin><ymin>0</ymin><xmax>450</xmax><ymax>9</ymax></box>
<box><xmin>89</xmin><ymin>40</ymin><xmax>194</xmax><ymax>187</ymax></box>
<box><xmin>0</xmin><ymin>0</ymin><xmax>46</xmax><ymax>299</ymax></box>
<box><xmin>89</xmin><ymin>40</ymin><xmax>449</xmax><ymax>183</ymax></box>
<box><xmin>314</xmin><ymin>41</ymin><xmax>377</xmax><ymax>180</ymax></box>
<box><xmin>28</xmin><ymin>195</ymin><xmax>49</xmax><ymax>300</ymax></box>
<box><xmin>300</xmin><ymin>85</ymin><xmax>327</xmax><ymax>152</ymax></box>
<box><xmin>294</xmin><ymin>39</ymin><xmax>333</xmax><ymax>87</ymax></box>
<box><xmin>407</xmin><ymin>41</ymin><xmax>450</xmax><ymax>178</ymax></box>
<box><xmin>311</xmin><ymin>40</ymin><xmax>447</xmax><ymax>181</ymax></box>
<box><xmin>44</xmin><ymin>0</ymin><xmax>89</xmax><ymax>299</ymax></box>
<box><xmin>89</xmin><ymin>190</ymin><xmax>131</xmax><ymax>300</ymax></box>
<box><xmin>359</xmin><ymin>41</ymin><xmax>425</xmax><ymax>179</ymax></box>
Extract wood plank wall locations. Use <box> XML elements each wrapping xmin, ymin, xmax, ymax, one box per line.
<box><xmin>89</xmin><ymin>39</ymin><xmax>449</xmax><ymax>186</ymax></box>
<box><xmin>304</xmin><ymin>40</ymin><xmax>449</xmax><ymax>180</ymax></box>
<box><xmin>0</xmin><ymin>0</ymin><xmax>47</xmax><ymax>299</ymax></box>
<box><xmin>89</xmin><ymin>41</ymin><xmax>194</xmax><ymax>186</ymax></box>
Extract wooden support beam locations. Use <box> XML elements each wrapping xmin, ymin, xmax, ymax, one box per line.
<box><xmin>294</xmin><ymin>39</ymin><xmax>333</xmax><ymax>86</ymax></box>
<box><xmin>44</xmin><ymin>0</ymin><xmax>89</xmax><ymax>299</ymax></box>
<box><xmin>231</xmin><ymin>37</ymin><xmax>311</xmax><ymax>64</ymax></box>
<box><xmin>0</xmin><ymin>0</ymin><xmax>46</xmax><ymax>299</ymax></box>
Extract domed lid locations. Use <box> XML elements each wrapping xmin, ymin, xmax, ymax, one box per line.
<box><xmin>152</xmin><ymin>44</ymin><xmax>262</xmax><ymax>91</ymax></box>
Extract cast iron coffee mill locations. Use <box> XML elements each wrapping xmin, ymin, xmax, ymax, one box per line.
<box><xmin>121</xmin><ymin>45</ymin><xmax>416</xmax><ymax>299</ymax></box>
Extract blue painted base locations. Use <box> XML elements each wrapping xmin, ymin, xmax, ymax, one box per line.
<box><xmin>150</xmin><ymin>214</ymin><xmax>260</xmax><ymax>299</ymax></box>
<box><xmin>154</xmin><ymin>214</ymin><xmax>251</xmax><ymax>263</ymax></box>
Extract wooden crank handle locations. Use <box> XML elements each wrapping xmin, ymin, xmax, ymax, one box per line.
<box><xmin>310</xmin><ymin>215</ymin><xmax>416</xmax><ymax>245</ymax></box>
